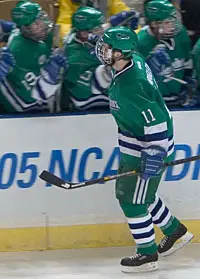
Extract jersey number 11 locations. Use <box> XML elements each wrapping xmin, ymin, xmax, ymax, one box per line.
<box><xmin>142</xmin><ymin>109</ymin><xmax>156</xmax><ymax>124</ymax></box>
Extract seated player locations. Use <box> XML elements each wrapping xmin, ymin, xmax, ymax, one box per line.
<box><xmin>144</xmin><ymin>0</ymin><xmax>200</xmax><ymax>46</ymax></box>
<box><xmin>56</xmin><ymin>0</ymin><xmax>140</xmax><ymax>43</ymax></box>
<box><xmin>62</xmin><ymin>5</ymin><xmax>140</xmax><ymax>111</ymax></box>
<box><xmin>95</xmin><ymin>25</ymin><xmax>193</xmax><ymax>273</ymax></box>
<box><xmin>137</xmin><ymin>0</ymin><xmax>196</xmax><ymax>108</ymax></box>
<box><xmin>0</xmin><ymin>1</ymin><xmax>67</xmax><ymax>113</ymax></box>
<box><xmin>62</xmin><ymin>6</ymin><xmax>111</xmax><ymax>110</ymax></box>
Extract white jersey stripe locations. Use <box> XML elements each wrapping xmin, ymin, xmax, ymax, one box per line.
<box><xmin>118</xmin><ymin>132</ymin><xmax>169</xmax><ymax>151</ymax></box>
<box><xmin>144</xmin><ymin>122</ymin><xmax>168</xmax><ymax>135</ymax></box>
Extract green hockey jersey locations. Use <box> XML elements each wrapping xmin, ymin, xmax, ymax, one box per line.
<box><xmin>62</xmin><ymin>33</ymin><xmax>109</xmax><ymax>110</ymax></box>
<box><xmin>192</xmin><ymin>38</ymin><xmax>200</xmax><ymax>87</ymax></box>
<box><xmin>0</xmin><ymin>29</ymin><xmax>60</xmax><ymax>113</ymax></box>
<box><xmin>109</xmin><ymin>53</ymin><xmax>174</xmax><ymax>166</ymax></box>
<box><xmin>137</xmin><ymin>26</ymin><xmax>192</xmax><ymax>101</ymax></box>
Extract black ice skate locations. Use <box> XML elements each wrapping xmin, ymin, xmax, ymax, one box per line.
<box><xmin>120</xmin><ymin>253</ymin><xmax>158</xmax><ymax>273</ymax></box>
<box><xmin>158</xmin><ymin>223</ymin><xmax>194</xmax><ymax>257</ymax></box>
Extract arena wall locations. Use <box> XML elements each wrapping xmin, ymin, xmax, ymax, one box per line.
<box><xmin>0</xmin><ymin>111</ymin><xmax>199</xmax><ymax>251</ymax></box>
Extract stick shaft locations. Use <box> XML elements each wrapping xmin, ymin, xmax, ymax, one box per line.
<box><xmin>53</xmin><ymin>24</ymin><xmax>60</xmax><ymax>48</ymax></box>
<box><xmin>167</xmin><ymin>76</ymin><xmax>187</xmax><ymax>85</ymax></box>
<box><xmin>39</xmin><ymin>154</ymin><xmax>200</xmax><ymax>190</ymax></box>
<box><xmin>165</xmin><ymin>154</ymin><xmax>200</xmax><ymax>167</ymax></box>
<box><xmin>72</xmin><ymin>154</ymin><xmax>200</xmax><ymax>188</ymax></box>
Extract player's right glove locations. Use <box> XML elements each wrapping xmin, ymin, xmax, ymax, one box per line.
<box><xmin>0</xmin><ymin>47</ymin><xmax>15</xmax><ymax>82</ymax></box>
<box><xmin>41</xmin><ymin>52</ymin><xmax>68</xmax><ymax>85</ymax></box>
<box><xmin>88</xmin><ymin>34</ymin><xmax>100</xmax><ymax>55</ymax></box>
<box><xmin>146</xmin><ymin>47</ymin><xmax>172</xmax><ymax>80</ymax></box>
<box><xmin>0</xmin><ymin>20</ymin><xmax>16</xmax><ymax>42</ymax></box>
<box><xmin>140</xmin><ymin>145</ymin><xmax>167</xmax><ymax>180</ymax></box>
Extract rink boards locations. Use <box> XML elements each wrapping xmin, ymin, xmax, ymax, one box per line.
<box><xmin>0</xmin><ymin>110</ymin><xmax>200</xmax><ymax>251</ymax></box>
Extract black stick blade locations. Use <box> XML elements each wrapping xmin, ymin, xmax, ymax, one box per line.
<box><xmin>39</xmin><ymin>170</ymin><xmax>66</xmax><ymax>187</ymax></box>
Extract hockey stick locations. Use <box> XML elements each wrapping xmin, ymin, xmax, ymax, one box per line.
<box><xmin>163</xmin><ymin>75</ymin><xmax>195</xmax><ymax>107</ymax></box>
<box><xmin>117</xmin><ymin>12</ymin><xmax>140</xmax><ymax>28</ymax></box>
<box><xmin>53</xmin><ymin>23</ymin><xmax>60</xmax><ymax>49</ymax></box>
<box><xmin>165</xmin><ymin>76</ymin><xmax>187</xmax><ymax>85</ymax></box>
<box><xmin>102</xmin><ymin>11</ymin><xmax>141</xmax><ymax>31</ymax></box>
<box><xmin>39</xmin><ymin>154</ymin><xmax>200</xmax><ymax>190</ymax></box>
<box><xmin>53</xmin><ymin>23</ymin><xmax>62</xmax><ymax>113</ymax></box>
<box><xmin>165</xmin><ymin>75</ymin><xmax>195</xmax><ymax>106</ymax></box>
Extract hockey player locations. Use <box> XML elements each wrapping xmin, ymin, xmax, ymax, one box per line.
<box><xmin>0</xmin><ymin>1</ymin><xmax>67</xmax><ymax>113</ymax></box>
<box><xmin>95</xmin><ymin>26</ymin><xmax>193</xmax><ymax>272</ymax></box>
<box><xmin>144</xmin><ymin>0</ymin><xmax>200</xmax><ymax>46</ymax></box>
<box><xmin>57</xmin><ymin>0</ymin><xmax>140</xmax><ymax>42</ymax></box>
<box><xmin>137</xmin><ymin>0</ymin><xmax>195</xmax><ymax>108</ymax></box>
<box><xmin>62</xmin><ymin>5</ymin><xmax>140</xmax><ymax>110</ymax></box>
<box><xmin>62</xmin><ymin>6</ymin><xmax>111</xmax><ymax>110</ymax></box>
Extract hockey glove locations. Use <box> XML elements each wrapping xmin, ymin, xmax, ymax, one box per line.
<box><xmin>147</xmin><ymin>47</ymin><xmax>172</xmax><ymax>77</ymax></box>
<box><xmin>110</xmin><ymin>10</ymin><xmax>139</xmax><ymax>30</ymax></box>
<box><xmin>0</xmin><ymin>20</ymin><xmax>16</xmax><ymax>42</ymax></box>
<box><xmin>140</xmin><ymin>145</ymin><xmax>167</xmax><ymax>180</ymax></box>
<box><xmin>42</xmin><ymin>52</ymin><xmax>68</xmax><ymax>85</ymax></box>
<box><xmin>88</xmin><ymin>34</ymin><xmax>100</xmax><ymax>55</ymax></box>
<box><xmin>88</xmin><ymin>34</ymin><xmax>100</xmax><ymax>46</ymax></box>
<box><xmin>0</xmin><ymin>47</ymin><xmax>15</xmax><ymax>82</ymax></box>
<box><xmin>92</xmin><ymin>65</ymin><xmax>112</xmax><ymax>93</ymax></box>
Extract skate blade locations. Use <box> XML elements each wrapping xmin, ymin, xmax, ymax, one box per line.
<box><xmin>160</xmin><ymin>231</ymin><xmax>194</xmax><ymax>257</ymax></box>
<box><xmin>121</xmin><ymin>261</ymin><xmax>159</xmax><ymax>273</ymax></box>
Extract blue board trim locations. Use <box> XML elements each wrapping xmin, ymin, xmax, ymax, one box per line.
<box><xmin>0</xmin><ymin>107</ymin><xmax>199</xmax><ymax>120</ymax></box>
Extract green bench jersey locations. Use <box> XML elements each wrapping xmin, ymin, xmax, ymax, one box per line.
<box><xmin>192</xmin><ymin>38</ymin><xmax>200</xmax><ymax>87</ymax></box>
<box><xmin>0</xmin><ymin>29</ymin><xmax>59</xmax><ymax>112</ymax></box>
<box><xmin>137</xmin><ymin>26</ymin><xmax>192</xmax><ymax>100</ymax></box>
<box><xmin>63</xmin><ymin>33</ymin><xmax>109</xmax><ymax>110</ymax></box>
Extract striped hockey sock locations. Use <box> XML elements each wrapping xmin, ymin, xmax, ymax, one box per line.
<box><xmin>148</xmin><ymin>195</ymin><xmax>180</xmax><ymax>236</ymax></box>
<box><xmin>127</xmin><ymin>213</ymin><xmax>157</xmax><ymax>254</ymax></box>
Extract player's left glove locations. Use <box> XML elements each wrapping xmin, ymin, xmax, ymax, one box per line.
<box><xmin>110</xmin><ymin>10</ymin><xmax>139</xmax><ymax>30</ymax></box>
<box><xmin>147</xmin><ymin>47</ymin><xmax>172</xmax><ymax>77</ymax></box>
<box><xmin>0</xmin><ymin>47</ymin><xmax>15</xmax><ymax>82</ymax></box>
<box><xmin>140</xmin><ymin>145</ymin><xmax>167</xmax><ymax>180</ymax></box>
<box><xmin>92</xmin><ymin>65</ymin><xmax>112</xmax><ymax>93</ymax></box>
<box><xmin>0</xmin><ymin>20</ymin><xmax>16</xmax><ymax>42</ymax></box>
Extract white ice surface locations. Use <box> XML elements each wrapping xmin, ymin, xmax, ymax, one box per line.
<box><xmin>0</xmin><ymin>244</ymin><xmax>199</xmax><ymax>279</ymax></box>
